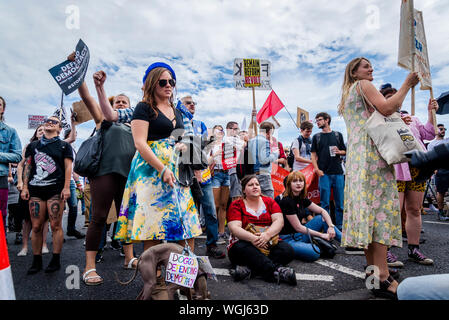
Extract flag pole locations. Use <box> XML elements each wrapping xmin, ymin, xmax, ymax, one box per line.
<box><xmin>251</xmin><ymin>87</ymin><xmax>258</xmax><ymax>136</ymax></box>
<box><xmin>410</xmin><ymin>0</ymin><xmax>416</xmax><ymax>116</ymax></box>
<box><xmin>283</xmin><ymin>105</ymin><xmax>299</xmax><ymax>130</ymax></box>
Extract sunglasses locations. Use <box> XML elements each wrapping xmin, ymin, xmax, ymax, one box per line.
<box><xmin>184</xmin><ymin>101</ymin><xmax>196</xmax><ymax>106</ymax></box>
<box><xmin>158</xmin><ymin>79</ymin><xmax>176</xmax><ymax>88</ymax></box>
<box><xmin>45</xmin><ymin>119</ymin><xmax>60</xmax><ymax>125</ymax></box>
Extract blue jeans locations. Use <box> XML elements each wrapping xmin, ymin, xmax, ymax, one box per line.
<box><xmin>397</xmin><ymin>274</ymin><xmax>449</xmax><ymax>300</ymax></box>
<box><xmin>211</xmin><ymin>171</ymin><xmax>230</xmax><ymax>188</ymax></box>
<box><xmin>200</xmin><ymin>183</ymin><xmax>219</xmax><ymax>246</ymax></box>
<box><xmin>319</xmin><ymin>174</ymin><xmax>344</xmax><ymax>230</ymax></box>
<box><xmin>280</xmin><ymin>215</ymin><xmax>342</xmax><ymax>262</ymax></box>
<box><xmin>68</xmin><ymin>180</ymin><xmax>77</xmax><ymax>207</ymax></box>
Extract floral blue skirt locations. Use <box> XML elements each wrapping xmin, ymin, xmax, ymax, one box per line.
<box><xmin>115</xmin><ymin>138</ymin><xmax>202</xmax><ymax>242</ymax></box>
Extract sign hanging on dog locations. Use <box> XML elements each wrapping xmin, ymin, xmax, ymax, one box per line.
<box><xmin>165</xmin><ymin>252</ymin><xmax>199</xmax><ymax>288</ymax></box>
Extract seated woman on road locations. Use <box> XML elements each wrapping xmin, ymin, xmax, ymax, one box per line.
<box><xmin>226</xmin><ymin>174</ymin><xmax>297</xmax><ymax>285</ymax></box>
<box><xmin>279</xmin><ymin>171</ymin><xmax>341</xmax><ymax>262</ymax></box>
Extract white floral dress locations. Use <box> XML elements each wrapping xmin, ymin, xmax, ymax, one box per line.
<box><xmin>341</xmin><ymin>82</ymin><xmax>402</xmax><ymax>249</ymax></box>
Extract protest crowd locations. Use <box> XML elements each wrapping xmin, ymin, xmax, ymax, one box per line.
<box><xmin>2</xmin><ymin>50</ymin><xmax>449</xmax><ymax>301</ymax></box>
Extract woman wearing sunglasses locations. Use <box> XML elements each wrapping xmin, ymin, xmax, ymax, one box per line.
<box><xmin>21</xmin><ymin>116</ymin><xmax>73</xmax><ymax>274</ymax></box>
<box><xmin>114</xmin><ymin>63</ymin><xmax>202</xmax><ymax>299</ymax></box>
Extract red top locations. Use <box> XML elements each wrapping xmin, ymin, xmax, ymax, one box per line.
<box><xmin>226</xmin><ymin>197</ymin><xmax>282</xmax><ymax>250</ymax></box>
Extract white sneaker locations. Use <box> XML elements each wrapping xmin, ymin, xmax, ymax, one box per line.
<box><xmin>428</xmin><ymin>204</ymin><xmax>439</xmax><ymax>212</ymax></box>
<box><xmin>17</xmin><ymin>248</ymin><xmax>28</xmax><ymax>256</ymax></box>
<box><xmin>42</xmin><ymin>246</ymin><xmax>49</xmax><ymax>254</ymax></box>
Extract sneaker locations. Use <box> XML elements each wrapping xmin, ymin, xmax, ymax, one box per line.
<box><xmin>230</xmin><ymin>265</ymin><xmax>251</xmax><ymax>282</ymax></box>
<box><xmin>67</xmin><ymin>230</ymin><xmax>85</xmax><ymax>239</ymax></box>
<box><xmin>438</xmin><ymin>210</ymin><xmax>449</xmax><ymax>221</ymax></box>
<box><xmin>15</xmin><ymin>232</ymin><xmax>23</xmax><ymax>245</ymax></box>
<box><xmin>387</xmin><ymin>250</ymin><xmax>404</xmax><ymax>268</ymax></box>
<box><xmin>120</xmin><ymin>246</ymin><xmax>125</xmax><ymax>257</ymax></box>
<box><xmin>110</xmin><ymin>239</ymin><xmax>122</xmax><ymax>251</ymax></box>
<box><xmin>206</xmin><ymin>245</ymin><xmax>226</xmax><ymax>259</ymax></box>
<box><xmin>344</xmin><ymin>247</ymin><xmax>365</xmax><ymax>255</ymax></box>
<box><xmin>428</xmin><ymin>204</ymin><xmax>439</xmax><ymax>213</ymax></box>
<box><xmin>42</xmin><ymin>246</ymin><xmax>49</xmax><ymax>254</ymax></box>
<box><xmin>216</xmin><ymin>233</ymin><xmax>228</xmax><ymax>245</ymax></box>
<box><xmin>274</xmin><ymin>267</ymin><xmax>297</xmax><ymax>286</ymax></box>
<box><xmin>402</xmin><ymin>231</ymin><xmax>408</xmax><ymax>242</ymax></box>
<box><xmin>106</xmin><ymin>235</ymin><xmax>112</xmax><ymax>243</ymax></box>
<box><xmin>96</xmin><ymin>250</ymin><xmax>104</xmax><ymax>263</ymax></box>
<box><xmin>408</xmin><ymin>247</ymin><xmax>434</xmax><ymax>265</ymax></box>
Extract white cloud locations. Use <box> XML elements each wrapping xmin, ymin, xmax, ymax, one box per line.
<box><xmin>1</xmin><ymin>0</ymin><xmax>449</xmax><ymax>149</ymax></box>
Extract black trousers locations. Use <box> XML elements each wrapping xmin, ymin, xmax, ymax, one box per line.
<box><xmin>228</xmin><ymin>240</ymin><xmax>294</xmax><ymax>282</ymax></box>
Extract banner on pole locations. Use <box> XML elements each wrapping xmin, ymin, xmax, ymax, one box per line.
<box><xmin>398</xmin><ymin>1</ymin><xmax>432</xmax><ymax>90</ymax></box>
<box><xmin>299</xmin><ymin>164</ymin><xmax>320</xmax><ymax>204</ymax></box>
<box><xmin>28</xmin><ymin>115</ymin><xmax>47</xmax><ymax>129</ymax></box>
<box><xmin>233</xmin><ymin>58</ymin><xmax>271</xmax><ymax>90</ymax></box>
<box><xmin>49</xmin><ymin>39</ymin><xmax>90</xmax><ymax>95</ymax></box>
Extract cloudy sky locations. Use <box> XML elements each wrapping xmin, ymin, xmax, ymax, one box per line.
<box><xmin>1</xmin><ymin>0</ymin><xmax>449</xmax><ymax>149</ymax></box>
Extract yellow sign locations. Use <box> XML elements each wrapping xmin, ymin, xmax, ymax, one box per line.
<box><xmin>243</xmin><ymin>59</ymin><xmax>261</xmax><ymax>87</ymax></box>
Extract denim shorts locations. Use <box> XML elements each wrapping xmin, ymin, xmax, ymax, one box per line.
<box><xmin>211</xmin><ymin>170</ymin><xmax>230</xmax><ymax>188</ymax></box>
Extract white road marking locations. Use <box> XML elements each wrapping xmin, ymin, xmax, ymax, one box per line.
<box><xmin>314</xmin><ymin>260</ymin><xmax>365</xmax><ymax>279</ymax></box>
<box><xmin>423</xmin><ymin>221</ymin><xmax>449</xmax><ymax>226</ymax></box>
<box><xmin>212</xmin><ymin>268</ymin><xmax>334</xmax><ymax>282</ymax></box>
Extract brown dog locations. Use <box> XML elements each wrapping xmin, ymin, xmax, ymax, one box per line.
<box><xmin>116</xmin><ymin>242</ymin><xmax>209</xmax><ymax>300</ymax></box>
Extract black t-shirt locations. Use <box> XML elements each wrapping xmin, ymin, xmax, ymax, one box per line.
<box><xmin>279</xmin><ymin>195</ymin><xmax>312</xmax><ymax>235</ymax></box>
<box><xmin>25</xmin><ymin>139</ymin><xmax>73</xmax><ymax>188</ymax></box>
<box><xmin>311</xmin><ymin>131</ymin><xmax>346</xmax><ymax>175</ymax></box>
<box><xmin>132</xmin><ymin>102</ymin><xmax>184</xmax><ymax>141</ymax></box>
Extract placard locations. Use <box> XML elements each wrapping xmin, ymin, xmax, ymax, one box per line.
<box><xmin>296</xmin><ymin>107</ymin><xmax>310</xmax><ymax>127</ymax></box>
<box><xmin>271</xmin><ymin>164</ymin><xmax>290</xmax><ymax>198</ymax></box>
<box><xmin>165</xmin><ymin>252</ymin><xmax>199</xmax><ymax>288</ymax></box>
<box><xmin>233</xmin><ymin>58</ymin><xmax>271</xmax><ymax>90</ymax></box>
<box><xmin>28</xmin><ymin>115</ymin><xmax>46</xmax><ymax>129</ymax></box>
<box><xmin>49</xmin><ymin>39</ymin><xmax>90</xmax><ymax>95</ymax></box>
<box><xmin>300</xmin><ymin>164</ymin><xmax>320</xmax><ymax>204</ymax></box>
<box><xmin>222</xmin><ymin>142</ymin><xmax>237</xmax><ymax>170</ymax></box>
<box><xmin>72</xmin><ymin>100</ymin><xmax>93</xmax><ymax>125</ymax></box>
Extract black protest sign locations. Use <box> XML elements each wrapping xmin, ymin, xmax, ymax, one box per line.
<box><xmin>49</xmin><ymin>39</ymin><xmax>90</xmax><ymax>95</ymax></box>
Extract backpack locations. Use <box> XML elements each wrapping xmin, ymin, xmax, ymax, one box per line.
<box><xmin>287</xmin><ymin>136</ymin><xmax>302</xmax><ymax>169</ymax></box>
<box><xmin>236</xmin><ymin>144</ymin><xmax>254</xmax><ymax>180</ymax></box>
<box><xmin>315</xmin><ymin>131</ymin><xmax>342</xmax><ymax>150</ymax></box>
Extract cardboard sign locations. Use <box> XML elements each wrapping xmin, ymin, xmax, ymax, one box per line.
<box><xmin>233</xmin><ymin>58</ymin><xmax>271</xmax><ymax>90</ymax></box>
<box><xmin>398</xmin><ymin>3</ymin><xmax>432</xmax><ymax>90</ymax></box>
<box><xmin>296</xmin><ymin>107</ymin><xmax>310</xmax><ymax>127</ymax></box>
<box><xmin>165</xmin><ymin>252</ymin><xmax>199</xmax><ymax>288</ymax></box>
<box><xmin>271</xmin><ymin>164</ymin><xmax>290</xmax><ymax>198</ymax></box>
<box><xmin>52</xmin><ymin>106</ymin><xmax>71</xmax><ymax>131</ymax></box>
<box><xmin>222</xmin><ymin>142</ymin><xmax>237</xmax><ymax>170</ymax></box>
<box><xmin>28</xmin><ymin>115</ymin><xmax>46</xmax><ymax>129</ymax></box>
<box><xmin>49</xmin><ymin>39</ymin><xmax>90</xmax><ymax>95</ymax></box>
<box><xmin>72</xmin><ymin>100</ymin><xmax>93</xmax><ymax>125</ymax></box>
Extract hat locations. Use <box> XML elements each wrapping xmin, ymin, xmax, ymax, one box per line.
<box><xmin>142</xmin><ymin>62</ymin><xmax>176</xmax><ymax>84</ymax></box>
<box><xmin>380</xmin><ymin>83</ymin><xmax>392</xmax><ymax>90</ymax></box>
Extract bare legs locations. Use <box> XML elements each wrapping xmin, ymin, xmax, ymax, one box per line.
<box><xmin>213</xmin><ymin>186</ymin><xmax>230</xmax><ymax>234</ymax></box>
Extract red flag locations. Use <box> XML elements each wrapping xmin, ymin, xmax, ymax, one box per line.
<box><xmin>256</xmin><ymin>90</ymin><xmax>285</xmax><ymax>124</ymax></box>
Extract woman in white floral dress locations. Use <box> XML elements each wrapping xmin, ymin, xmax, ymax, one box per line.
<box><xmin>338</xmin><ymin>57</ymin><xmax>419</xmax><ymax>299</ymax></box>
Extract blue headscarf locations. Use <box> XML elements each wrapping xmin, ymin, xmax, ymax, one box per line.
<box><xmin>142</xmin><ymin>62</ymin><xmax>176</xmax><ymax>84</ymax></box>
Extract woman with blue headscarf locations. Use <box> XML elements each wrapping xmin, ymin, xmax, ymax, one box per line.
<box><xmin>114</xmin><ymin>63</ymin><xmax>202</xmax><ymax>298</ymax></box>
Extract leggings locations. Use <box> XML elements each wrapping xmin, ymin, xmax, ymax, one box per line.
<box><xmin>85</xmin><ymin>173</ymin><xmax>127</xmax><ymax>251</ymax></box>
<box><xmin>228</xmin><ymin>240</ymin><xmax>294</xmax><ymax>282</ymax></box>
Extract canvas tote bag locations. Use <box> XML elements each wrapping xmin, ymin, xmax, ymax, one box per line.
<box><xmin>357</xmin><ymin>81</ymin><xmax>425</xmax><ymax>165</ymax></box>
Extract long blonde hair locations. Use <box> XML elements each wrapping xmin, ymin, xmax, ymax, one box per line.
<box><xmin>338</xmin><ymin>57</ymin><xmax>371</xmax><ymax>115</ymax></box>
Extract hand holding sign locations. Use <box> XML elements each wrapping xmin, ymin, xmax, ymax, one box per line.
<box><xmin>405</xmin><ymin>72</ymin><xmax>420</xmax><ymax>89</ymax></box>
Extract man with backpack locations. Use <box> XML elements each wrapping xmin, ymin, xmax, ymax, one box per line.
<box><xmin>311</xmin><ymin>112</ymin><xmax>346</xmax><ymax>232</ymax></box>
<box><xmin>288</xmin><ymin>121</ymin><xmax>314</xmax><ymax>172</ymax></box>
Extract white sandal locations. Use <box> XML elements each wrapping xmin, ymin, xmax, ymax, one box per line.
<box><xmin>82</xmin><ymin>268</ymin><xmax>103</xmax><ymax>286</ymax></box>
<box><xmin>17</xmin><ymin>248</ymin><xmax>28</xmax><ymax>256</ymax></box>
<box><xmin>123</xmin><ymin>257</ymin><xmax>138</xmax><ymax>270</ymax></box>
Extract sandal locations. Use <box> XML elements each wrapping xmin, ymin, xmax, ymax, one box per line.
<box><xmin>82</xmin><ymin>268</ymin><xmax>104</xmax><ymax>286</ymax></box>
<box><xmin>371</xmin><ymin>275</ymin><xmax>398</xmax><ymax>300</ymax></box>
<box><xmin>123</xmin><ymin>257</ymin><xmax>138</xmax><ymax>270</ymax></box>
